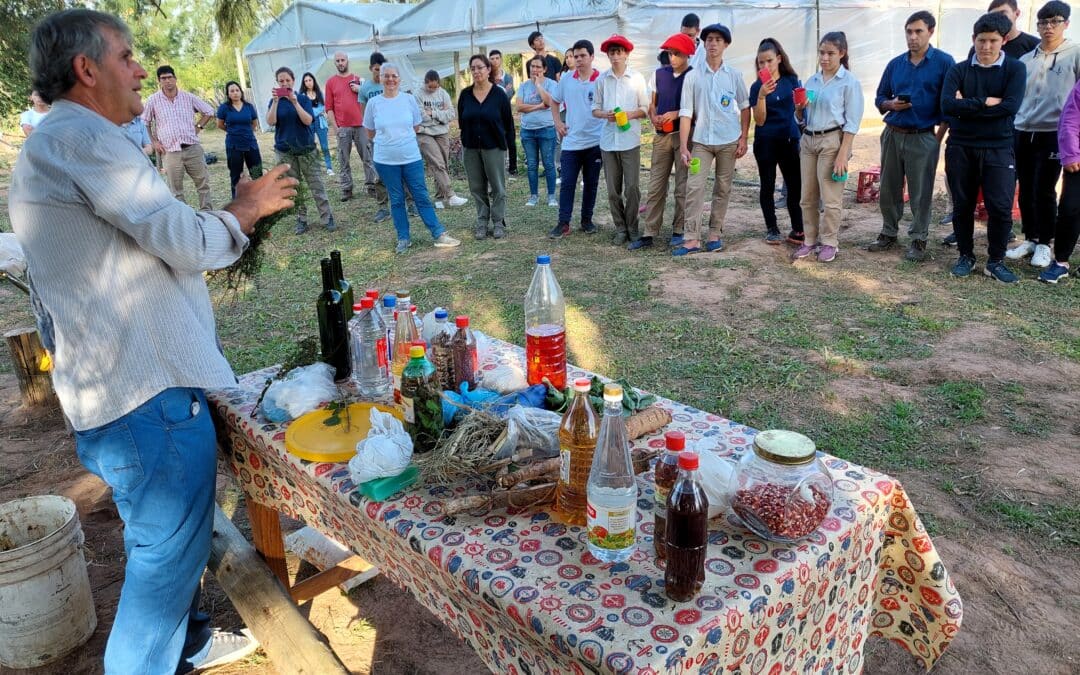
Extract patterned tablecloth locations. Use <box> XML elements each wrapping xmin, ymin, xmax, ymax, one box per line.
<box><xmin>208</xmin><ymin>339</ymin><xmax>962</xmax><ymax>675</ymax></box>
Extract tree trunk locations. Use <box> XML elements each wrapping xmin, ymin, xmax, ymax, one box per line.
<box><xmin>4</xmin><ymin>327</ymin><xmax>56</xmax><ymax>407</ymax></box>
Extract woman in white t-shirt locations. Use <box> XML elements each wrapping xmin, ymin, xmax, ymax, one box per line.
<box><xmin>20</xmin><ymin>91</ymin><xmax>51</xmax><ymax>137</ymax></box>
<box><xmin>363</xmin><ymin>63</ymin><xmax>460</xmax><ymax>254</ymax></box>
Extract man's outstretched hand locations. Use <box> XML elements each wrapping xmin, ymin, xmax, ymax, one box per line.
<box><xmin>225</xmin><ymin>164</ymin><xmax>299</xmax><ymax>235</ymax></box>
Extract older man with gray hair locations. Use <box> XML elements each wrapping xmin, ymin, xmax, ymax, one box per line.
<box><xmin>9</xmin><ymin>8</ymin><xmax>297</xmax><ymax>673</ymax></box>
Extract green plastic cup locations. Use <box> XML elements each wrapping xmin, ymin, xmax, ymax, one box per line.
<box><xmin>689</xmin><ymin>157</ymin><xmax>701</xmax><ymax>174</ymax></box>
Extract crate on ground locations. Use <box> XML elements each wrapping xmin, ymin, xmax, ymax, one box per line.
<box><xmin>974</xmin><ymin>185</ymin><xmax>1021</xmax><ymax>221</ymax></box>
<box><xmin>856</xmin><ymin>166</ymin><xmax>908</xmax><ymax>204</ymax></box>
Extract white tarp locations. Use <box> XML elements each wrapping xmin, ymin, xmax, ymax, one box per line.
<box><xmin>247</xmin><ymin>0</ymin><xmax>1080</xmax><ymax>124</ymax></box>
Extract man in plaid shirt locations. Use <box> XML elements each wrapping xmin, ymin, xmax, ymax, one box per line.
<box><xmin>143</xmin><ymin>65</ymin><xmax>215</xmax><ymax>209</ymax></box>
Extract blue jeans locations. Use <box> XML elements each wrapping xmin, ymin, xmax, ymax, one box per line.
<box><xmin>558</xmin><ymin>145</ymin><xmax>603</xmax><ymax>225</ymax></box>
<box><xmin>75</xmin><ymin>388</ymin><xmax>217</xmax><ymax>674</ymax></box>
<box><xmin>374</xmin><ymin>159</ymin><xmax>445</xmax><ymax>242</ymax></box>
<box><xmin>521</xmin><ymin>126</ymin><xmax>556</xmax><ymax>197</ymax></box>
<box><xmin>314</xmin><ymin>121</ymin><xmax>332</xmax><ymax>171</ymax></box>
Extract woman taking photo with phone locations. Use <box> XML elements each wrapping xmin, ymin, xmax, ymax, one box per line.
<box><xmin>750</xmin><ymin>38</ymin><xmax>805</xmax><ymax>246</ymax></box>
<box><xmin>267</xmin><ymin>66</ymin><xmax>335</xmax><ymax>234</ymax></box>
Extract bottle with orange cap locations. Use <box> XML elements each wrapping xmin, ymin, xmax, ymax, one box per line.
<box><xmin>400</xmin><ymin>344</ymin><xmax>442</xmax><ymax>453</ymax></box>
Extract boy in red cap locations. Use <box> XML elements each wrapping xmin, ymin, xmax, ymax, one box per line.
<box><xmin>632</xmin><ymin>33</ymin><xmax>696</xmax><ymax>250</ymax></box>
<box><xmin>677</xmin><ymin>23</ymin><xmax>750</xmax><ymax>256</ymax></box>
<box><xmin>593</xmin><ymin>34</ymin><xmax>650</xmax><ymax>247</ymax></box>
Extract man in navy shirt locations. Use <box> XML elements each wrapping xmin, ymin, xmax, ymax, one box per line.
<box><xmin>868</xmin><ymin>11</ymin><xmax>955</xmax><ymax>261</ymax></box>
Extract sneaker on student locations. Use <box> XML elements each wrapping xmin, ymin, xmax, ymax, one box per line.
<box><xmin>526</xmin><ymin>195</ymin><xmax>539</xmax><ymax>207</ymax></box>
<box><xmin>905</xmin><ymin>239</ymin><xmax>927</xmax><ymax>262</ymax></box>
<box><xmin>951</xmin><ymin>254</ymin><xmax>976</xmax><ymax>277</ymax></box>
<box><xmin>941</xmin><ymin>231</ymin><xmax>957</xmax><ymax>247</ymax></box>
<box><xmin>434</xmin><ymin>201</ymin><xmax>445</xmax><ymax>209</ymax></box>
<box><xmin>492</xmin><ymin>223</ymin><xmax>506</xmax><ymax>239</ymax></box>
<box><xmin>374</xmin><ymin>208</ymin><xmax>391</xmax><ymax>223</ymax></box>
<box><xmin>433</xmin><ymin>233</ymin><xmax>461</xmax><ymax>248</ymax></box>
<box><xmin>395</xmin><ymin>239</ymin><xmax>411</xmax><ymax>254</ymax></box>
<box><xmin>448</xmin><ymin>195</ymin><xmax>469</xmax><ymax>207</ymax></box>
<box><xmin>1038</xmin><ymin>261</ymin><xmax>1070</xmax><ymax>283</ymax></box>
<box><xmin>705</xmin><ymin>239</ymin><xmax>724</xmax><ymax>253</ymax></box>
<box><xmin>324</xmin><ymin>216</ymin><xmax>337</xmax><ymax>232</ymax></box>
<box><xmin>984</xmin><ymin>260</ymin><xmax>1019</xmax><ymax>283</ymax></box>
<box><xmin>326</xmin><ymin>168</ymin><xmax>335</xmax><ymax>177</ymax></box>
<box><xmin>547</xmin><ymin>195</ymin><xmax>558</xmax><ymax>207</ymax></box>
<box><xmin>549</xmin><ymin>222</ymin><xmax>570</xmax><ymax>239</ymax></box>
<box><xmin>1005</xmin><ymin>239</ymin><xmax>1036</xmax><ymax>260</ymax></box>
<box><xmin>186</xmin><ymin>629</ymin><xmax>259</xmax><ymax>673</ymax></box>
<box><xmin>817</xmin><ymin>244</ymin><xmax>837</xmax><ymax>263</ymax></box>
<box><xmin>628</xmin><ymin>237</ymin><xmax>653</xmax><ymax>250</ymax></box>
<box><xmin>786</xmin><ymin>231</ymin><xmax>805</xmax><ymax>245</ymax></box>
<box><xmin>765</xmin><ymin>230</ymin><xmax>783</xmax><ymax>245</ymax></box>
<box><xmin>791</xmin><ymin>244</ymin><xmax>814</xmax><ymax>260</ymax></box>
<box><xmin>1030</xmin><ymin>244</ymin><xmax>1052</xmax><ymax>268</ymax></box>
<box><xmin>294</xmin><ymin>220</ymin><xmax>308</xmax><ymax>235</ymax></box>
<box><xmin>669</xmin><ymin>234</ymin><xmax>685</xmax><ymax>247</ymax></box>
<box><xmin>581</xmin><ymin>221</ymin><xmax>597</xmax><ymax>234</ymax></box>
<box><xmin>939</xmin><ymin>211</ymin><xmax>953</xmax><ymax>226</ymax></box>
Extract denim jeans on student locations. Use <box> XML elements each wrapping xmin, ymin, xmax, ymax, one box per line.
<box><xmin>374</xmin><ymin>159</ymin><xmax>445</xmax><ymax>242</ymax></box>
<box><xmin>313</xmin><ymin>121</ymin><xmax>333</xmax><ymax>171</ymax></box>
<box><xmin>558</xmin><ymin>145</ymin><xmax>603</xmax><ymax>226</ymax></box>
<box><xmin>74</xmin><ymin>387</ymin><xmax>218</xmax><ymax>674</ymax></box>
<box><xmin>521</xmin><ymin>126</ymin><xmax>557</xmax><ymax>197</ymax></box>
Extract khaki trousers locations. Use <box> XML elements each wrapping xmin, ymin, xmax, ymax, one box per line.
<box><xmin>800</xmin><ymin>131</ymin><xmax>846</xmax><ymax>248</ymax></box>
<box><xmin>601</xmin><ymin>147</ymin><xmax>642</xmax><ymax>239</ymax></box>
<box><xmin>275</xmin><ymin>149</ymin><xmax>333</xmax><ymax>226</ymax></box>
<box><xmin>684</xmin><ymin>140</ymin><xmax>737</xmax><ymax>242</ymax></box>
<box><xmin>163</xmin><ymin>143</ymin><xmax>211</xmax><ymax>210</ymax></box>
<box><xmin>417</xmin><ymin>133</ymin><xmax>456</xmax><ymax>202</ymax></box>
<box><xmin>643</xmin><ymin>132</ymin><xmax>687</xmax><ymax>238</ymax></box>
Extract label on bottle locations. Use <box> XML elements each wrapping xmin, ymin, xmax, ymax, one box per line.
<box><xmin>586</xmin><ymin>499</ymin><xmax>635</xmax><ymax>551</ymax></box>
<box><xmin>654</xmin><ymin>484</ymin><xmax>670</xmax><ymax>519</ymax></box>
<box><xmin>393</xmin><ymin>373</ymin><xmax>402</xmax><ymax>403</ymax></box>
<box><xmin>402</xmin><ymin>394</ymin><xmax>415</xmax><ymax>423</ymax></box>
<box><xmin>376</xmin><ymin>337</ymin><xmax>388</xmax><ymax>369</ymax></box>
<box><xmin>559</xmin><ymin>447</ymin><xmax>571</xmax><ymax>485</ymax></box>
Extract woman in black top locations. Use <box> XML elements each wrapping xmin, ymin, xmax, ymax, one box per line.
<box><xmin>458</xmin><ymin>54</ymin><xmax>514</xmax><ymax>240</ymax></box>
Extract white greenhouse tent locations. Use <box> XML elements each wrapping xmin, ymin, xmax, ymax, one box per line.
<box><xmin>247</xmin><ymin>0</ymin><xmax>1080</xmax><ymax>124</ymax></box>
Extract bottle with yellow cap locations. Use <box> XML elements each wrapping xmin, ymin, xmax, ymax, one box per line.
<box><xmin>586</xmin><ymin>383</ymin><xmax>637</xmax><ymax>562</ymax></box>
<box><xmin>400</xmin><ymin>344</ymin><xmax>443</xmax><ymax>454</ymax></box>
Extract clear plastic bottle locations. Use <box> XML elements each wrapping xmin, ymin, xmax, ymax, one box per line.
<box><xmin>664</xmin><ymin>451</ymin><xmax>709</xmax><ymax>602</ymax></box>
<box><xmin>524</xmin><ymin>254</ymin><xmax>566</xmax><ymax>390</ymax></box>
<box><xmin>430</xmin><ymin>309</ymin><xmax>456</xmax><ymax>391</ymax></box>
<box><xmin>349</xmin><ymin>297</ymin><xmax>390</xmax><ymax>398</ymax></box>
<box><xmin>381</xmin><ymin>295</ymin><xmax>397</xmax><ymax>364</ymax></box>
<box><xmin>556</xmin><ymin>378</ymin><xmax>600</xmax><ymax>526</ymax></box>
<box><xmin>391</xmin><ymin>307</ymin><xmax>421</xmax><ymax>403</ymax></box>
<box><xmin>653</xmin><ymin>430</ymin><xmax>685</xmax><ymax>561</ymax></box>
<box><xmin>586</xmin><ymin>383</ymin><xmax>637</xmax><ymax>563</ymax></box>
<box><xmin>450</xmin><ymin>315</ymin><xmax>479</xmax><ymax>392</ymax></box>
<box><xmin>410</xmin><ymin>304</ymin><xmax>424</xmax><ymax>336</ymax></box>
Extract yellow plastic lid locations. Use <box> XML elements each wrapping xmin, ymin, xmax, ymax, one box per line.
<box><xmin>285</xmin><ymin>402</ymin><xmax>403</xmax><ymax>463</ymax></box>
<box><xmin>409</xmin><ymin>345</ymin><xmax>425</xmax><ymax>358</ymax></box>
<box><xmin>603</xmin><ymin>383</ymin><xmax>622</xmax><ymax>401</ymax></box>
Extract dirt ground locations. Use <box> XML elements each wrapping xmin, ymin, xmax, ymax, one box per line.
<box><xmin>1</xmin><ymin>130</ymin><xmax>1078</xmax><ymax>675</ymax></box>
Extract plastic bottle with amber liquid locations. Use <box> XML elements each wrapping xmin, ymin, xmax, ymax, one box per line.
<box><xmin>653</xmin><ymin>430</ymin><xmax>685</xmax><ymax>562</ymax></box>
<box><xmin>664</xmin><ymin>451</ymin><xmax>709</xmax><ymax>602</ymax></box>
<box><xmin>556</xmin><ymin>378</ymin><xmax>600</xmax><ymax>525</ymax></box>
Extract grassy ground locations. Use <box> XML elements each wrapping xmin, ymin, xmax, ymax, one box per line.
<box><xmin>2</xmin><ymin>125</ymin><xmax>1079</xmax><ymax>672</ymax></box>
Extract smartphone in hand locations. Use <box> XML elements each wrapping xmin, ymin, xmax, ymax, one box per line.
<box><xmin>273</xmin><ymin>87</ymin><xmax>292</xmax><ymax>98</ymax></box>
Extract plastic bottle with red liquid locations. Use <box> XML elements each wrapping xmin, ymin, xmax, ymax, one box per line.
<box><xmin>653</xmin><ymin>430</ymin><xmax>685</xmax><ymax>561</ymax></box>
<box><xmin>664</xmin><ymin>451</ymin><xmax>709</xmax><ymax>602</ymax></box>
<box><xmin>450</xmin><ymin>315</ymin><xmax>479</xmax><ymax>391</ymax></box>
<box><xmin>524</xmin><ymin>254</ymin><xmax>566</xmax><ymax>390</ymax></box>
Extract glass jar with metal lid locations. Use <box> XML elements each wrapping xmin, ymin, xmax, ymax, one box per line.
<box><xmin>729</xmin><ymin>430</ymin><xmax>833</xmax><ymax>543</ymax></box>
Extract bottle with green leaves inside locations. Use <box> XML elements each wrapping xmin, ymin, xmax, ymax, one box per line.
<box><xmin>400</xmin><ymin>344</ymin><xmax>443</xmax><ymax>454</ymax></box>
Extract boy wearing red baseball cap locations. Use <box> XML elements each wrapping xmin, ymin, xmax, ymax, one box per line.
<box><xmin>632</xmin><ymin>33</ymin><xmax>696</xmax><ymax>250</ymax></box>
<box><xmin>593</xmin><ymin>35</ymin><xmax>650</xmax><ymax>247</ymax></box>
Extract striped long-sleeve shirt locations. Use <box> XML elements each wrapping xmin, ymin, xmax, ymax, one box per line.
<box><xmin>8</xmin><ymin>100</ymin><xmax>248</xmax><ymax>431</ymax></box>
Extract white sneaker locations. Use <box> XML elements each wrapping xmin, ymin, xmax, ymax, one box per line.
<box><xmin>1005</xmin><ymin>240</ymin><xmax>1036</xmax><ymax>260</ymax></box>
<box><xmin>186</xmin><ymin>629</ymin><xmax>259</xmax><ymax>673</ymax></box>
<box><xmin>433</xmin><ymin>233</ymin><xmax>461</xmax><ymax>248</ymax></box>
<box><xmin>1030</xmin><ymin>244</ymin><xmax>1053</xmax><ymax>268</ymax></box>
<box><xmin>526</xmin><ymin>195</ymin><xmax>539</xmax><ymax>207</ymax></box>
<box><xmin>448</xmin><ymin>195</ymin><xmax>468</xmax><ymax>207</ymax></box>
<box><xmin>547</xmin><ymin>195</ymin><xmax>558</xmax><ymax>207</ymax></box>
<box><xmin>326</xmin><ymin>168</ymin><xmax>334</xmax><ymax>176</ymax></box>
<box><xmin>434</xmin><ymin>201</ymin><xmax>445</xmax><ymax>209</ymax></box>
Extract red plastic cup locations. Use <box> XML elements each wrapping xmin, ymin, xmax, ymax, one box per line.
<box><xmin>661</xmin><ymin>118</ymin><xmax>674</xmax><ymax>133</ymax></box>
<box><xmin>758</xmin><ymin>68</ymin><xmax>772</xmax><ymax>84</ymax></box>
<box><xmin>793</xmin><ymin>87</ymin><xmax>808</xmax><ymax>105</ymax></box>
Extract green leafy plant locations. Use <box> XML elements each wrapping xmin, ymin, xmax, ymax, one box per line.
<box><xmin>544</xmin><ymin>376</ymin><xmax>656</xmax><ymax>417</ymax></box>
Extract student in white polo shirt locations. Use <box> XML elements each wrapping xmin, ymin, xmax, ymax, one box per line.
<box><xmin>537</xmin><ymin>39</ymin><xmax>605</xmax><ymax>239</ymax></box>
<box><xmin>677</xmin><ymin>23</ymin><xmax>750</xmax><ymax>256</ymax></box>
<box><xmin>593</xmin><ymin>34</ymin><xmax>650</xmax><ymax>247</ymax></box>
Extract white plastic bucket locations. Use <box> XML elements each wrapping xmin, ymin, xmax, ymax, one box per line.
<box><xmin>0</xmin><ymin>495</ymin><xmax>97</xmax><ymax>668</ymax></box>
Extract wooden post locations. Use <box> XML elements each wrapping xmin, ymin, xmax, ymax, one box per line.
<box><xmin>453</xmin><ymin>51</ymin><xmax>464</xmax><ymax>98</ymax></box>
<box><xmin>4</xmin><ymin>327</ymin><xmax>56</xmax><ymax>407</ymax></box>
<box><xmin>246</xmin><ymin>499</ymin><xmax>290</xmax><ymax>586</ymax></box>
<box><xmin>207</xmin><ymin>504</ymin><xmax>350</xmax><ymax>674</ymax></box>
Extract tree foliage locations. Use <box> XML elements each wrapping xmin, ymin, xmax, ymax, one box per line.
<box><xmin>0</xmin><ymin>0</ymin><xmax>66</xmax><ymax>119</ymax></box>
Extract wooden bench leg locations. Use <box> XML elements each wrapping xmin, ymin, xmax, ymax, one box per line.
<box><xmin>246</xmin><ymin>499</ymin><xmax>289</xmax><ymax>587</ymax></box>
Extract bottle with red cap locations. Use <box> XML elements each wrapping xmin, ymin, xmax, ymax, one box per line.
<box><xmin>349</xmin><ymin>297</ymin><xmax>390</xmax><ymax>398</ymax></box>
<box><xmin>664</xmin><ymin>451</ymin><xmax>709</xmax><ymax>602</ymax></box>
<box><xmin>450</xmin><ymin>315</ymin><xmax>479</xmax><ymax>391</ymax></box>
<box><xmin>653</xmin><ymin>430</ymin><xmax>685</xmax><ymax>561</ymax></box>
